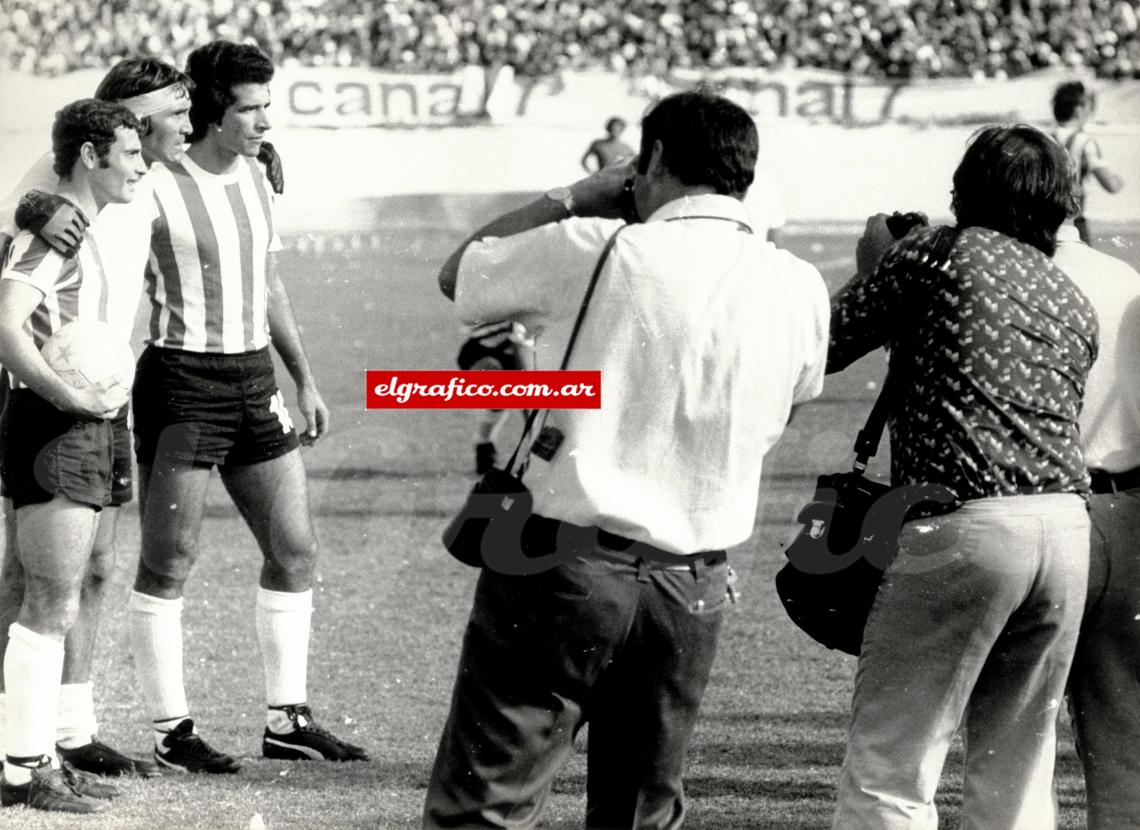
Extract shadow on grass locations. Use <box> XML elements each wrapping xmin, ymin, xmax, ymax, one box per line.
<box><xmin>307</xmin><ymin>467</ymin><xmax>452</xmax><ymax>482</ymax></box>
<box><xmin>703</xmin><ymin>710</ymin><xmax>849</xmax><ymax>730</ymax></box>
<box><xmin>199</xmin><ymin>503</ymin><xmax>454</xmax><ymax>520</ymax></box>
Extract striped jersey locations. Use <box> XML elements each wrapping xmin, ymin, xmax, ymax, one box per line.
<box><xmin>1</xmin><ymin>151</ymin><xmax>150</xmax><ymax>337</ymax></box>
<box><xmin>1</xmin><ymin>229</ymin><xmax>110</xmax><ymax>388</ymax></box>
<box><xmin>146</xmin><ymin>154</ymin><xmax>283</xmax><ymax>354</ymax></box>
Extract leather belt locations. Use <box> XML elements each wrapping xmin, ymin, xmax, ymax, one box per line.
<box><xmin>593</xmin><ymin>529</ymin><xmax>726</xmax><ymax>573</ymax></box>
<box><xmin>1089</xmin><ymin>466</ymin><xmax>1140</xmax><ymax>495</ymax></box>
<box><xmin>525</xmin><ymin>515</ymin><xmax>726</xmax><ymax>573</ymax></box>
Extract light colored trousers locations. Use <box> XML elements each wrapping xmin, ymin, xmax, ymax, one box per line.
<box><xmin>833</xmin><ymin>494</ymin><xmax>1090</xmax><ymax>830</ymax></box>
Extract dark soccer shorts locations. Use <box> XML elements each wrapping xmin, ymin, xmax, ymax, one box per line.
<box><xmin>0</xmin><ymin>389</ymin><xmax>114</xmax><ymax>511</ymax></box>
<box><xmin>132</xmin><ymin>345</ymin><xmax>300</xmax><ymax>469</ymax></box>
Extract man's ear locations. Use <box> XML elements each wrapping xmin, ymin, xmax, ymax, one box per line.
<box><xmin>646</xmin><ymin>140</ymin><xmax>666</xmax><ymax>178</ymax></box>
<box><xmin>79</xmin><ymin>141</ymin><xmax>98</xmax><ymax>171</ymax></box>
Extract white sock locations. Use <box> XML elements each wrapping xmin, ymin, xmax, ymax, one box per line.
<box><xmin>128</xmin><ymin>591</ymin><xmax>189</xmax><ymax>731</ymax></box>
<box><xmin>256</xmin><ymin>588</ymin><xmax>311</xmax><ymax>717</ymax></box>
<box><xmin>3</xmin><ymin>624</ymin><xmax>64</xmax><ymax>786</ymax></box>
<box><xmin>56</xmin><ymin>681</ymin><xmax>98</xmax><ymax>750</ymax></box>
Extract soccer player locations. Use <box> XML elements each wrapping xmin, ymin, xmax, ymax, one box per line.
<box><xmin>127</xmin><ymin>40</ymin><xmax>367</xmax><ymax>773</ymax></box>
<box><xmin>0</xmin><ymin>56</ymin><xmax>195</xmax><ymax>779</ymax></box>
<box><xmin>0</xmin><ymin>99</ymin><xmax>147</xmax><ymax>814</ymax></box>
<box><xmin>1051</xmin><ymin>81</ymin><xmax>1124</xmax><ymax>245</ymax></box>
<box><xmin>580</xmin><ymin>116</ymin><xmax>635</xmax><ymax>172</ymax></box>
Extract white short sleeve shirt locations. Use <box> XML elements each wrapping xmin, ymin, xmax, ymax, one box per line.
<box><xmin>1053</xmin><ymin>223</ymin><xmax>1140</xmax><ymax>473</ymax></box>
<box><xmin>455</xmin><ymin>193</ymin><xmax>829</xmax><ymax>553</ymax></box>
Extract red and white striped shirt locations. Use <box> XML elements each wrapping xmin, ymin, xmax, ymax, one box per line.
<box><xmin>1</xmin><ymin>229</ymin><xmax>110</xmax><ymax>388</ymax></box>
<box><xmin>146</xmin><ymin>155</ymin><xmax>282</xmax><ymax>354</ymax></box>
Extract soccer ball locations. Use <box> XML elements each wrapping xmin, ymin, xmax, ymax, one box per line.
<box><xmin>41</xmin><ymin>320</ymin><xmax>135</xmax><ymax>411</ymax></box>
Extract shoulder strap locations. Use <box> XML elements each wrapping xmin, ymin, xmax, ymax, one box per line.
<box><xmin>503</xmin><ymin>226</ymin><xmax>626</xmax><ymax>476</ymax></box>
<box><xmin>851</xmin><ymin>225</ymin><xmax>960</xmax><ymax>471</ymax></box>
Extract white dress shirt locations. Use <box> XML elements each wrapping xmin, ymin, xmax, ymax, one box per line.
<box><xmin>1053</xmin><ymin>223</ymin><xmax>1140</xmax><ymax>473</ymax></box>
<box><xmin>455</xmin><ymin>193</ymin><xmax>829</xmax><ymax>553</ymax></box>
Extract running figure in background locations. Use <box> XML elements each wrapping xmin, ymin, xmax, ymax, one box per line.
<box><xmin>581</xmin><ymin>117</ymin><xmax>635</xmax><ymax>173</ymax></box>
<box><xmin>1051</xmin><ymin>81</ymin><xmax>1124</xmax><ymax>245</ymax></box>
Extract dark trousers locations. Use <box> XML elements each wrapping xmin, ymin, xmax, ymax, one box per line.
<box><xmin>1069</xmin><ymin>489</ymin><xmax>1140</xmax><ymax>830</ymax></box>
<box><xmin>423</xmin><ymin>537</ymin><xmax>729</xmax><ymax>830</ymax></box>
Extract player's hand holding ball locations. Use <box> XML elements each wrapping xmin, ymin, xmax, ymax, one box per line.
<box><xmin>41</xmin><ymin>320</ymin><xmax>135</xmax><ymax>419</ymax></box>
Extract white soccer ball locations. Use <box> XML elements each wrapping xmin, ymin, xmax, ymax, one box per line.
<box><xmin>41</xmin><ymin>320</ymin><xmax>135</xmax><ymax>410</ymax></box>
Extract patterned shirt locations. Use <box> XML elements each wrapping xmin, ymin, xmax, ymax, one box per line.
<box><xmin>1</xmin><ymin>229</ymin><xmax>110</xmax><ymax>388</ymax></box>
<box><xmin>828</xmin><ymin>225</ymin><xmax>1098</xmax><ymax>502</ymax></box>
<box><xmin>146</xmin><ymin>155</ymin><xmax>282</xmax><ymax>354</ymax></box>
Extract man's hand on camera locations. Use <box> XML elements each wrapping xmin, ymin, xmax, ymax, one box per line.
<box><xmin>568</xmin><ymin>158</ymin><xmax>638</xmax><ymax>219</ymax></box>
<box><xmin>855</xmin><ymin>213</ymin><xmax>896</xmax><ymax>278</ymax></box>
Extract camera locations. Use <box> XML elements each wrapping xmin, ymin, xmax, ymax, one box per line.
<box><xmin>885</xmin><ymin>211</ymin><xmax>929</xmax><ymax>240</ymax></box>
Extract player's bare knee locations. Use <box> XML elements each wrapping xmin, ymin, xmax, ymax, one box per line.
<box><xmin>270</xmin><ymin>542</ymin><xmax>317</xmax><ymax>580</ymax></box>
<box><xmin>21</xmin><ymin>580</ymin><xmax>82</xmax><ymax>636</ymax></box>
<box><xmin>133</xmin><ymin>558</ymin><xmax>187</xmax><ymax>599</ymax></box>
<box><xmin>138</xmin><ymin>534</ymin><xmax>198</xmax><ymax>596</ymax></box>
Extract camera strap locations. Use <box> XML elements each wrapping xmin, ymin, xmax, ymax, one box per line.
<box><xmin>504</xmin><ymin>225</ymin><xmax>627</xmax><ymax>478</ymax></box>
<box><xmin>851</xmin><ymin>224</ymin><xmax>961</xmax><ymax>473</ymax></box>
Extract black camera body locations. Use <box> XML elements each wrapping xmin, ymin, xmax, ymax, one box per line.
<box><xmin>885</xmin><ymin>211</ymin><xmax>929</xmax><ymax>240</ymax></box>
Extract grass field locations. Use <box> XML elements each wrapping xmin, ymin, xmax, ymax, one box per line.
<box><xmin>6</xmin><ymin>205</ymin><xmax>1139</xmax><ymax>829</ymax></box>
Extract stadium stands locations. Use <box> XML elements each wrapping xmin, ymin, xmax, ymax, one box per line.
<box><xmin>1</xmin><ymin>0</ymin><xmax>1137</xmax><ymax>79</ymax></box>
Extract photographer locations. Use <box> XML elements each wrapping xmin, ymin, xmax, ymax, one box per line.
<box><xmin>425</xmin><ymin>90</ymin><xmax>830</xmax><ymax>829</ymax></box>
<box><xmin>826</xmin><ymin>125</ymin><xmax>1098</xmax><ymax>828</ymax></box>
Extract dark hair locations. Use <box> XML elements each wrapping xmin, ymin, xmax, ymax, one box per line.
<box><xmin>185</xmin><ymin>40</ymin><xmax>274</xmax><ymax>142</ymax></box>
<box><xmin>94</xmin><ymin>57</ymin><xmax>193</xmax><ymax>138</ymax></box>
<box><xmin>951</xmin><ymin>125</ymin><xmax>1077</xmax><ymax>256</ymax></box>
<box><xmin>52</xmin><ymin>99</ymin><xmax>141</xmax><ymax>178</ymax></box>
<box><xmin>636</xmin><ymin>91</ymin><xmax>757</xmax><ymax>198</ymax></box>
<box><xmin>1052</xmin><ymin>81</ymin><xmax>1088</xmax><ymax>123</ymax></box>
<box><xmin>605</xmin><ymin>117</ymin><xmax>625</xmax><ymax>134</ymax></box>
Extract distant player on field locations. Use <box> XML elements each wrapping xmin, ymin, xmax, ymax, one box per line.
<box><xmin>0</xmin><ymin>99</ymin><xmax>147</xmax><ymax>814</ymax></box>
<box><xmin>1051</xmin><ymin>81</ymin><xmax>1124</xmax><ymax>245</ymax></box>
<box><xmin>0</xmin><ymin>56</ymin><xmax>196</xmax><ymax>780</ymax></box>
<box><xmin>127</xmin><ymin>40</ymin><xmax>367</xmax><ymax>774</ymax></box>
<box><xmin>580</xmin><ymin>116</ymin><xmax>635</xmax><ymax>173</ymax></box>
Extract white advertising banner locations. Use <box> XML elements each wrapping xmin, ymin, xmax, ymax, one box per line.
<box><xmin>488</xmin><ymin>67</ymin><xmax>1140</xmax><ymax>128</ymax></box>
<box><xmin>0</xmin><ymin>65</ymin><xmax>1135</xmax><ymax>132</ymax></box>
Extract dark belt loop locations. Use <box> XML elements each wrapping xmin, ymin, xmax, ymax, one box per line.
<box><xmin>636</xmin><ymin>559</ymin><xmax>651</xmax><ymax>583</ymax></box>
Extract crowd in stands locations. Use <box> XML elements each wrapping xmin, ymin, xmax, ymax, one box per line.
<box><xmin>2</xmin><ymin>0</ymin><xmax>1138</xmax><ymax>79</ymax></box>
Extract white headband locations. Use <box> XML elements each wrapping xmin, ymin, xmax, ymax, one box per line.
<box><xmin>119</xmin><ymin>83</ymin><xmax>188</xmax><ymax>118</ymax></box>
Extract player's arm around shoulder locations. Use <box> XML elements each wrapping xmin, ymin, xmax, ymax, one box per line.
<box><xmin>265</xmin><ymin>251</ymin><xmax>328</xmax><ymax>444</ymax></box>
